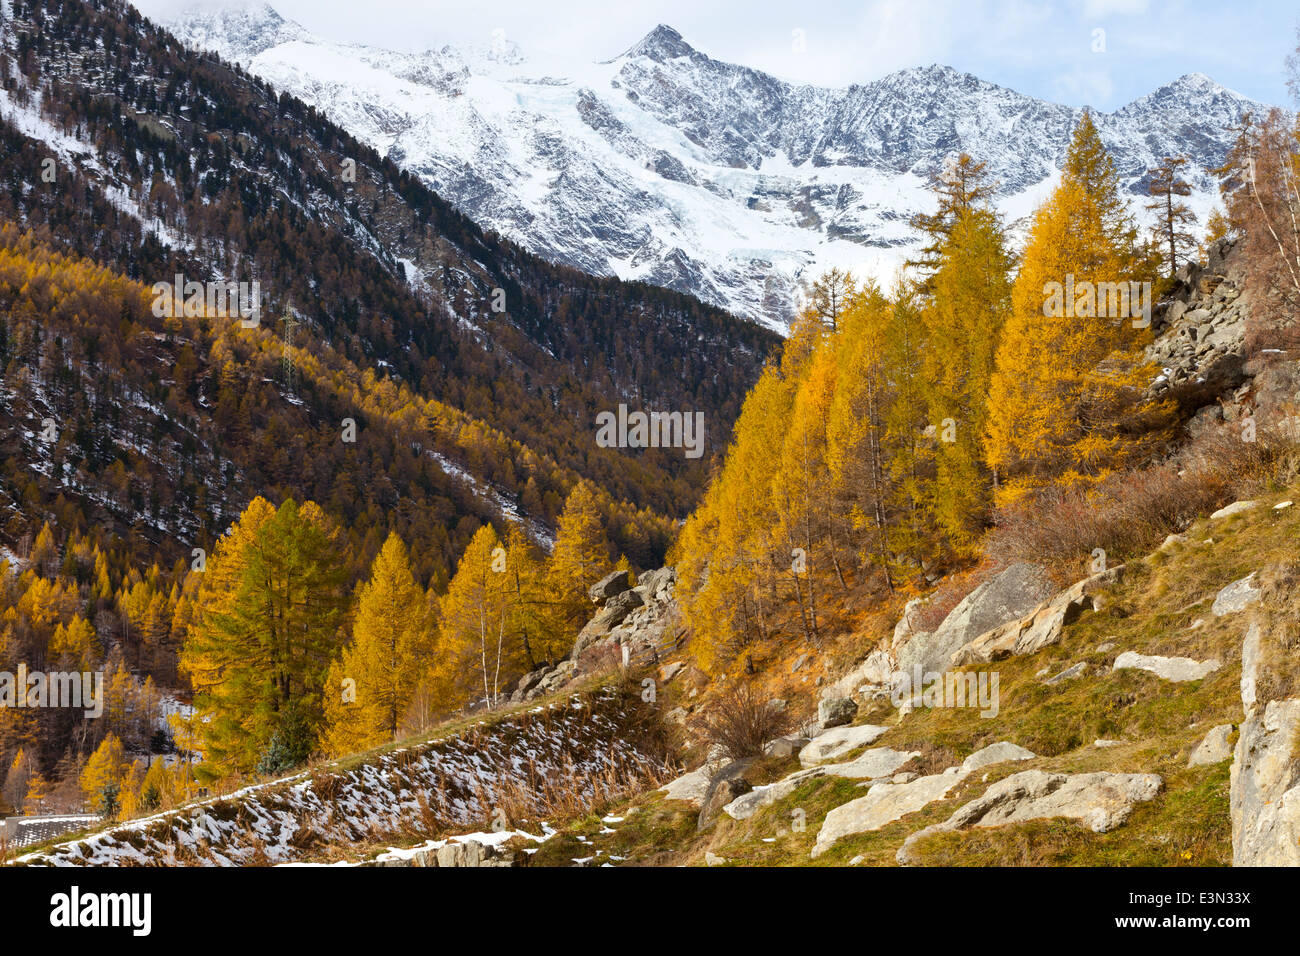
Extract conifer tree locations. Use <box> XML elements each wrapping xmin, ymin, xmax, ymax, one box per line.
<box><xmin>322</xmin><ymin>532</ymin><xmax>434</xmax><ymax>756</ymax></box>
<box><xmin>438</xmin><ymin>524</ymin><xmax>512</xmax><ymax>707</ymax></box>
<box><xmin>547</xmin><ymin>481</ymin><xmax>615</xmax><ymax>633</ymax></box>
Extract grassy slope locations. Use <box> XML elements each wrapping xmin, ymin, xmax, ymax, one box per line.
<box><xmin>533</xmin><ymin>490</ymin><xmax>1300</xmax><ymax>866</ymax></box>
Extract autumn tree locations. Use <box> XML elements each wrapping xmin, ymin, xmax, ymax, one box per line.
<box><xmin>985</xmin><ymin>114</ymin><xmax>1169</xmax><ymax>505</ymax></box>
<box><xmin>181</xmin><ymin>497</ymin><xmax>348</xmax><ymax>780</ymax></box>
<box><xmin>908</xmin><ymin>152</ymin><xmax>998</xmax><ymax>286</ymax></box>
<box><xmin>437</xmin><ymin>524</ymin><xmax>512</xmax><ymax>707</ymax></box>
<box><xmin>322</xmin><ymin>532</ymin><xmax>436</xmax><ymax>757</ymax></box>
<box><xmin>922</xmin><ymin>206</ymin><xmax>1013</xmax><ymax>549</ymax></box>
<box><xmin>547</xmin><ymin>481</ymin><xmax>616</xmax><ymax>633</ymax></box>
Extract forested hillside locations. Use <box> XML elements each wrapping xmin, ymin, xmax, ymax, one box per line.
<box><xmin>0</xmin><ymin>0</ymin><xmax>776</xmax><ymax>818</ymax></box>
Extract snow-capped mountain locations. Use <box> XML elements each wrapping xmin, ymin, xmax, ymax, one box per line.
<box><xmin>158</xmin><ymin>4</ymin><xmax>1272</xmax><ymax>330</ymax></box>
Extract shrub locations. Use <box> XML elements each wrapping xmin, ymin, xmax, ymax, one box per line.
<box><xmin>693</xmin><ymin>681</ymin><xmax>792</xmax><ymax>760</ymax></box>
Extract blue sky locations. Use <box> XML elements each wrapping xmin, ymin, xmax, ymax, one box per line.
<box><xmin>139</xmin><ymin>0</ymin><xmax>1297</xmax><ymax>110</ymax></box>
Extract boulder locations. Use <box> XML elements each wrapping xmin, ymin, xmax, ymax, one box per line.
<box><xmin>588</xmin><ymin>569</ymin><xmax>633</xmax><ymax>604</ymax></box>
<box><xmin>698</xmin><ymin>764</ymin><xmax>753</xmax><ymax>829</ymax></box>
<box><xmin>799</xmin><ymin>724</ymin><xmax>891</xmax><ymax>766</ymax></box>
<box><xmin>821</xmin><ymin>747</ymin><xmax>921</xmax><ymax>780</ymax></box>
<box><xmin>953</xmin><ymin>566</ymin><xmax>1123</xmax><ymax>666</ymax></box>
<box><xmin>897</xmin><ymin>770</ymin><xmax>1162</xmax><ymax>863</ymax></box>
<box><xmin>818</xmin><ymin>697</ymin><xmax>858</xmax><ymax>729</ymax></box>
<box><xmin>1113</xmin><ymin>651</ymin><xmax>1221</xmax><ymax>682</ymax></box>
<box><xmin>959</xmin><ymin>741</ymin><xmax>1036</xmax><ymax>775</ymax></box>
<box><xmin>896</xmin><ymin>563</ymin><xmax>1055</xmax><ymax>678</ymax></box>
<box><xmin>812</xmin><ymin>768</ymin><xmax>967</xmax><ymax>857</ymax></box>
<box><xmin>1042</xmin><ymin>661</ymin><xmax>1089</xmax><ymax>685</ymax></box>
<box><xmin>763</xmin><ymin>734</ymin><xmax>810</xmax><ymax>758</ymax></box>
<box><xmin>1189</xmin><ymin>724</ymin><xmax>1234</xmax><ymax>766</ymax></box>
<box><xmin>1231</xmin><ymin>699</ymin><xmax>1300</xmax><ymax>865</ymax></box>
<box><xmin>1209</xmin><ymin>500</ymin><xmax>1258</xmax><ymax>521</ymax></box>
<box><xmin>1211</xmin><ymin>573</ymin><xmax>1261</xmax><ymax>617</ymax></box>
<box><xmin>724</xmin><ymin>767</ymin><xmax>824</xmax><ymax>820</ymax></box>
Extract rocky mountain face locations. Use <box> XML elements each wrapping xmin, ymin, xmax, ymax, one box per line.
<box><xmin>160</xmin><ymin>5</ymin><xmax>1274</xmax><ymax>329</ymax></box>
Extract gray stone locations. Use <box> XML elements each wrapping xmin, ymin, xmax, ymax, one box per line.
<box><xmin>1189</xmin><ymin>724</ymin><xmax>1234</xmax><ymax>766</ymax></box>
<box><xmin>898</xmin><ymin>770</ymin><xmax>1162</xmax><ymax>863</ymax></box>
<box><xmin>1043</xmin><ymin>662</ymin><xmax>1089</xmax><ymax>685</ymax></box>
<box><xmin>818</xmin><ymin>697</ymin><xmax>858</xmax><ymax>729</ymax></box>
<box><xmin>1232</xmin><ymin>699</ymin><xmax>1300</xmax><ymax>865</ymax></box>
<box><xmin>699</xmin><ymin>770</ymin><xmax>752</xmax><ymax>829</ymax></box>
<box><xmin>812</xmin><ymin>767</ymin><xmax>967</xmax><ymax>857</ymax></box>
<box><xmin>763</xmin><ymin>734</ymin><xmax>810</xmax><ymax>758</ymax></box>
<box><xmin>954</xmin><ymin>566</ymin><xmax>1123</xmax><ymax>666</ymax></box>
<box><xmin>959</xmin><ymin>741</ymin><xmax>1036</xmax><ymax>774</ymax></box>
<box><xmin>799</xmin><ymin>724</ymin><xmax>891</xmax><ymax>765</ymax></box>
<box><xmin>821</xmin><ymin>747</ymin><xmax>921</xmax><ymax>780</ymax></box>
<box><xmin>588</xmin><ymin>569</ymin><xmax>633</xmax><ymax>604</ymax></box>
<box><xmin>724</xmin><ymin>767</ymin><xmax>824</xmax><ymax>820</ymax></box>
<box><xmin>1211</xmin><ymin>573</ymin><xmax>1261</xmax><ymax>617</ymax></box>
<box><xmin>1209</xmin><ymin>500</ymin><xmax>1258</xmax><ymax>521</ymax></box>
<box><xmin>897</xmin><ymin>562</ymin><xmax>1056</xmax><ymax>678</ymax></box>
<box><xmin>1113</xmin><ymin>650</ymin><xmax>1221</xmax><ymax>682</ymax></box>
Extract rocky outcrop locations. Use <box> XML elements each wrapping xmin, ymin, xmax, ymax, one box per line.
<box><xmin>1189</xmin><ymin>724</ymin><xmax>1234</xmax><ymax>766</ymax></box>
<box><xmin>952</xmin><ymin>566</ymin><xmax>1123</xmax><ymax>666</ymax></box>
<box><xmin>1212</xmin><ymin>573</ymin><xmax>1261</xmax><ymax>617</ymax></box>
<box><xmin>896</xmin><ymin>563</ymin><xmax>1056</xmax><ymax>678</ymax></box>
<box><xmin>798</xmin><ymin>724</ymin><xmax>891</xmax><ymax>766</ymax></box>
<box><xmin>1113</xmin><ymin>651</ymin><xmax>1222</xmax><ymax>683</ymax></box>
<box><xmin>811</xmin><ymin>742</ymin><xmax>1037</xmax><ymax>858</ymax></box>
<box><xmin>897</xmin><ymin>770</ymin><xmax>1163</xmax><ymax>864</ymax></box>
<box><xmin>823</xmin><ymin>564</ymin><xmax>1054</xmax><ymax>703</ymax></box>
<box><xmin>1230</xmin><ymin>604</ymin><xmax>1300</xmax><ymax>866</ymax></box>
<box><xmin>509</xmin><ymin>566</ymin><xmax>682</xmax><ymax>703</ymax></box>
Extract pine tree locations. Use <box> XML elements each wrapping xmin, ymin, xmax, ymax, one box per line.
<box><xmin>438</xmin><ymin>524</ymin><xmax>511</xmax><ymax>707</ymax></box>
<box><xmin>322</xmin><ymin>532</ymin><xmax>434</xmax><ymax>756</ymax></box>
<box><xmin>181</xmin><ymin>497</ymin><xmax>348</xmax><ymax>780</ymax></box>
<box><xmin>922</xmin><ymin>206</ymin><xmax>1013</xmax><ymax>550</ymax></box>
<box><xmin>80</xmin><ymin>733</ymin><xmax>127</xmax><ymax>808</ymax></box>
<box><xmin>984</xmin><ymin>114</ymin><xmax>1169</xmax><ymax>504</ymax></box>
<box><xmin>1145</xmin><ymin>155</ymin><xmax>1198</xmax><ymax>279</ymax></box>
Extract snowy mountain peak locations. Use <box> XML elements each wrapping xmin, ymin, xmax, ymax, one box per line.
<box><xmin>620</xmin><ymin>24</ymin><xmax>696</xmax><ymax>62</ymax></box>
<box><xmin>156</xmin><ymin>4</ymin><xmax>1276</xmax><ymax>331</ymax></box>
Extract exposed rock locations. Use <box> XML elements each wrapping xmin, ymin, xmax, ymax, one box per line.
<box><xmin>1094</xmin><ymin>739</ymin><xmax>1124</xmax><ymax>748</ymax></box>
<box><xmin>897</xmin><ymin>770</ymin><xmax>1163</xmax><ymax>863</ymax></box>
<box><xmin>1212</xmin><ymin>573</ymin><xmax>1261</xmax><ymax>617</ymax></box>
<box><xmin>763</xmin><ymin>734</ymin><xmax>810</xmax><ymax>758</ymax></box>
<box><xmin>1189</xmin><ymin>724</ymin><xmax>1234</xmax><ymax>766</ymax></box>
<box><xmin>1043</xmin><ymin>662</ymin><xmax>1089</xmax><ymax>685</ymax></box>
<box><xmin>953</xmin><ymin>566</ymin><xmax>1123</xmax><ymax>666</ymax></box>
<box><xmin>1113</xmin><ymin>650</ymin><xmax>1221</xmax><ymax>682</ymax></box>
<box><xmin>799</xmin><ymin>724</ymin><xmax>891</xmax><ymax>766</ymax></box>
<box><xmin>570</xmin><ymin>589</ymin><xmax>646</xmax><ymax>657</ymax></box>
<box><xmin>724</xmin><ymin>767</ymin><xmax>824</xmax><ymax>820</ymax></box>
<box><xmin>896</xmin><ymin>562</ymin><xmax>1056</xmax><ymax>678</ymax></box>
<box><xmin>791</xmin><ymin>653</ymin><xmax>809</xmax><ymax>673</ymax></box>
<box><xmin>589</xmin><ymin>569</ymin><xmax>633</xmax><ymax>604</ymax></box>
<box><xmin>812</xmin><ymin>768</ymin><xmax>967</xmax><ymax>857</ymax></box>
<box><xmin>810</xmin><ymin>741</ymin><xmax>1039</xmax><ymax>857</ymax></box>
<box><xmin>1232</xmin><ymin>699</ymin><xmax>1300</xmax><ymax>865</ymax></box>
<box><xmin>1210</xmin><ymin>500</ymin><xmax>1258</xmax><ymax>521</ymax></box>
<box><xmin>821</xmin><ymin>747</ymin><xmax>921</xmax><ymax>780</ymax></box>
<box><xmin>818</xmin><ymin>697</ymin><xmax>858</xmax><ymax>729</ymax></box>
<box><xmin>659</xmin><ymin>661</ymin><xmax>685</xmax><ymax>683</ymax></box>
<box><xmin>698</xmin><ymin>769</ymin><xmax>752</xmax><ymax>829</ymax></box>
<box><xmin>959</xmin><ymin>742</ymin><xmax>1036</xmax><ymax>775</ymax></box>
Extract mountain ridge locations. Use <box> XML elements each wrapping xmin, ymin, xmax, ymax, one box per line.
<box><xmin>157</xmin><ymin>3</ymin><xmax>1278</xmax><ymax>329</ymax></box>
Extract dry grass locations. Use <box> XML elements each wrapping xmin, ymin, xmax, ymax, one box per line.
<box><xmin>988</xmin><ymin>429</ymin><xmax>1300</xmax><ymax>577</ymax></box>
